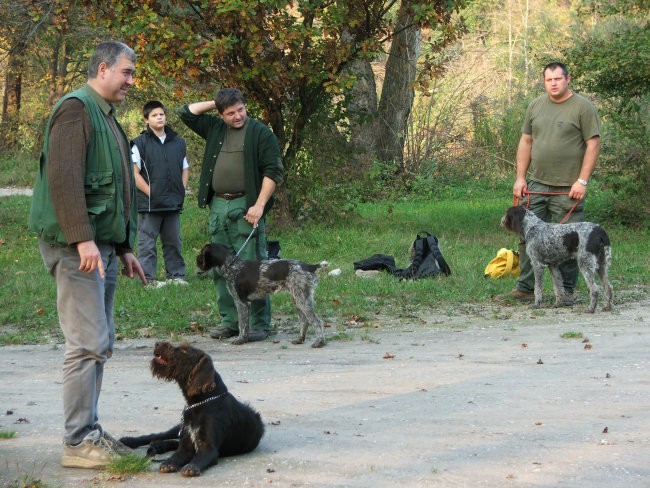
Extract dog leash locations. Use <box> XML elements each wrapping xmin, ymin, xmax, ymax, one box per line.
<box><xmin>179</xmin><ymin>393</ymin><xmax>226</xmax><ymax>435</ymax></box>
<box><xmin>235</xmin><ymin>225</ymin><xmax>258</xmax><ymax>257</ymax></box>
<box><xmin>513</xmin><ymin>190</ymin><xmax>581</xmax><ymax>224</ymax></box>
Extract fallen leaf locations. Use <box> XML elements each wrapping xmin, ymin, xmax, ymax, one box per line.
<box><xmin>537</xmin><ymin>358</ymin><xmax>544</xmax><ymax>364</ymax></box>
<box><xmin>535</xmin><ymin>421</ymin><xmax>543</xmax><ymax>426</ymax></box>
<box><xmin>582</xmin><ymin>338</ymin><xmax>590</xmax><ymax>343</ymax></box>
<box><xmin>602</xmin><ymin>426</ymin><xmax>608</xmax><ymax>434</ymax></box>
<box><xmin>584</xmin><ymin>344</ymin><xmax>593</xmax><ymax>350</ymax></box>
<box><xmin>383</xmin><ymin>353</ymin><xmax>395</xmax><ymax>359</ymax></box>
<box><xmin>521</xmin><ymin>343</ymin><xmax>528</xmax><ymax>348</ymax></box>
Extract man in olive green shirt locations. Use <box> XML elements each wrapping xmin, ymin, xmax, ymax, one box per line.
<box><xmin>505</xmin><ymin>61</ymin><xmax>601</xmax><ymax>303</ymax></box>
<box><xmin>178</xmin><ymin>88</ymin><xmax>284</xmax><ymax>342</ymax></box>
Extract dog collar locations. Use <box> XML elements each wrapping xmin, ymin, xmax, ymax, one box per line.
<box><xmin>179</xmin><ymin>393</ymin><xmax>226</xmax><ymax>435</ymax></box>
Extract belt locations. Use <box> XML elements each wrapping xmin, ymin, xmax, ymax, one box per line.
<box><xmin>214</xmin><ymin>192</ymin><xmax>245</xmax><ymax>200</ymax></box>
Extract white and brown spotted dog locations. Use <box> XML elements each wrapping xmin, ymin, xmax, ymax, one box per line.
<box><xmin>501</xmin><ymin>205</ymin><xmax>613</xmax><ymax>313</ymax></box>
<box><xmin>197</xmin><ymin>243</ymin><xmax>328</xmax><ymax>347</ymax></box>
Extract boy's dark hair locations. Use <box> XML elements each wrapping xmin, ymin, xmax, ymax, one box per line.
<box><xmin>542</xmin><ymin>61</ymin><xmax>569</xmax><ymax>78</ymax></box>
<box><xmin>143</xmin><ymin>100</ymin><xmax>165</xmax><ymax>119</ymax></box>
<box><xmin>214</xmin><ymin>88</ymin><xmax>246</xmax><ymax>113</ymax></box>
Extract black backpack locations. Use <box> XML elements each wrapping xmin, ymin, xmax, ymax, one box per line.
<box><xmin>395</xmin><ymin>232</ymin><xmax>451</xmax><ymax>279</ymax></box>
<box><xmin>353</xmin><ymin>231</ymin><xmax>451</xmax><ymax>280</ymax></box>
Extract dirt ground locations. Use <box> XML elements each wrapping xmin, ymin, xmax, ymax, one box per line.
<box><xmin>1</xmin><ymin>300</ymin><xmax>649</xmax><ymax>488</ymax></box>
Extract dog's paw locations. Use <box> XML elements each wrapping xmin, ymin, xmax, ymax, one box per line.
<box><xmin>118</xmin><ymin>436</ymin><xmax>137</xmax><ymax>448</ymax></box>
<box><xmin>180</xmin><ymin>463</ymin><xmax>202</xmax><ymax>477</ymax></box>
<box><xmin>311</xmin><ymin>338</ymin><xmax>326</xmax><ymax>348</ymax></box>
<box><xmin>231</xmin><ymin>336</ymin><xmax>249</xmax><ymax>345</ymax></box>
<box><xmin>160</xmin><ymin>462</ymin><xmax>179</xmax><ymax>473</ymax></box>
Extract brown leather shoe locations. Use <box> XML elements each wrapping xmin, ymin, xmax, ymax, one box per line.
<box><xmin>210</xmin><ymin>327</ymin><xmax>238</xmax><ymax>339</ymax></box>
<box><xmin>496</xmin><ymin>289</ymin><xmax>535</xmax><ymax>303</ymax></box>
<box><xmin>247</xmin><ymin>330</ymin><xmax>270</xmax><ymax>342</ymax></box>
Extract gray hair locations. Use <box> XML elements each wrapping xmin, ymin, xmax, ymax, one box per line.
<box><xmin>88</xmin><ymin>41</ymin><xmax>136</xmax><ymax>79</ymax></box>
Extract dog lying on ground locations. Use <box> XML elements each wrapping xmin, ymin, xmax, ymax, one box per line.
<box><xmin>197</xmin><ymin>242</ymin><xmax>328</xmax><ymax>347</ymax></box>
<box><xmin>119</xmin><ymin>341</ymin><xmax>264</xmax><ymax>477</ymax></box>
<box><xmin>501</xmin><ymin>205</ymin><xmax>613</xmax><ymax>313</ymax></box>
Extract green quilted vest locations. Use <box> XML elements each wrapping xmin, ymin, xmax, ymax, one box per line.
<box><xmin>29</xmin><ymin>86</ymin><xmax>136</xmax><ymax>248</ymax></box>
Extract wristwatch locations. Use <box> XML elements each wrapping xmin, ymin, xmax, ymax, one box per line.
<box><xmin>577</xmin><ymin>178</ymin><xmax>588</xmax><ymax>186</ymax></box>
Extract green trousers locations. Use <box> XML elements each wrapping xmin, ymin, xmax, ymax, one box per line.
<box><xmin>516</xmin><ymin>180</ymin><xmax>585</xmax><ymax>294</ymax></box>
<box><xmin>208</xmin><ymin>196</ymin><xmax>271</xmax><ymax>331</ymax></box>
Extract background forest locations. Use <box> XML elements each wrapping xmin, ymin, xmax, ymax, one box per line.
<box><xmin>1</xmin><ymin>0</ymin><xmax>648</xmax><ymax>227</ymax></box>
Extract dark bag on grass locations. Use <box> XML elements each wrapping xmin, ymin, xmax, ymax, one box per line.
<box><xmin>395</xmin><ymin>231</ymin><xmax>451</xmax><ymax>279</ymax></box>
<box><xmin>354</xmin><ymin>232</ymin><xmax>451</xmax><ymax>280</ymax></box>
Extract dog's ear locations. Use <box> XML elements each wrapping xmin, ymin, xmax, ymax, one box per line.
<box><xmin>196</xmin><ymin>244</ymin><xmax>211</xmax><ymax>271</ymax></box>
<box><xmin>187</xmin><ymin>354</ymin><xmax>217</xmax><ymax>397</ymax></box>
<box><xmin>504</xmin><ymin>206</ymin><xmax>524</xmax><ymax>234</ymax></box>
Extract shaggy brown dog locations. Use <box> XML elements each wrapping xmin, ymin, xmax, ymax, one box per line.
<box><xmin>120</xmin><ymin>342</ymin><xmax>264</xmax><ymax>476</ymax></box>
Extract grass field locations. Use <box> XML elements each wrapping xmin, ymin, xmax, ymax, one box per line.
<box><xmin>1</xmin><ymin>183</ymin><xmax>648</xmax><ymax>345</ymax></box>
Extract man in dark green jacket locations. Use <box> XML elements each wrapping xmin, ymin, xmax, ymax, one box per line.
<box><xmin>178</xmin><ymin>88</ymin><xmax>284</xmax><ymax>342</ymax></box>
<box><xmin>29</xmin><ymin>41</ymin><xmax>145</xmax><ymax>469</ymax></box>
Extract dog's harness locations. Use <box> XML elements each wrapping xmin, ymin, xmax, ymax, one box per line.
<box><xmin>514</xmin><ymin>190</ymin><xmax>580</xmax><ymax>224</ymax></box>
<box><xmin>179</xmin><ymin>393</ymin><xmax>226</xmax><ymax>435</ymax></box>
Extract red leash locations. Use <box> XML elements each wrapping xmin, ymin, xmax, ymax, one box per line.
<box><xmin>513</xmin><ymin>190</ymin><xmax>580</xmax><ymax>224</ymax></box>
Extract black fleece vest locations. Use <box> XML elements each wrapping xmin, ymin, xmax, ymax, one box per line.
<box><xmin>132</xmin><ymin>126</ymin><xmax>186</xmax><ymax>212</ymax></box>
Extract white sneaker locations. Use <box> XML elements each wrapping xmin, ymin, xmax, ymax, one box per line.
<box><xmin>168</xmin><ymin>278</ymin><xmax>189</xmax><ymax>285</ymax></box>
<box><xmin>61</xmin><ymin>429</ymin><xmax>120</xmax><ymax>468</ymax></box>
<box><xmin>145</xmin><ymin>280</ymin><xmax>168</xmax><ymax>289</ymax></box>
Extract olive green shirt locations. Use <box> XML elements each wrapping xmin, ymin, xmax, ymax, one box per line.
<box><xmin>212</xmin><ymin>122</ymin><xmax>247</xmax><ymax>193</ymax></box>
<box><xmin>523</xmin><ymin>92</ymin><xmax>600</xmax><ymax>186</ymax></box>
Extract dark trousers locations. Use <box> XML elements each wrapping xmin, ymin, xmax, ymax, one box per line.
<box><xmin>137</xmin><ymin>211</ymin><xmax>186</xmax><ymax>281</ymax></box>
<box><xmin>208</xmin><ymin>196</ymin><xmax>271</xmax><ymax>331</ymax></box>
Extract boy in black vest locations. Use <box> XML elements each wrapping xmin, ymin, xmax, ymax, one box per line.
<box><xmin>131</xmin><ymin>101</ymin><xmax>189</xmax><ymax>286</ymax></box>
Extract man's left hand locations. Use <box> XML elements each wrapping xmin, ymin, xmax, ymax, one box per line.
<box><xmin>120</xmin><ymin>252</ymin><xmax>147</xmax><ymax>285</ymax></box>
<box><xmin>245</xmin><ymin>204</ymin><xmax>264</xmax><ymax>228</ymax></box>
<box><xmin>569</xmin><ymin>181</ymin><xmax>587</xmax><ymax>200</ymax></box>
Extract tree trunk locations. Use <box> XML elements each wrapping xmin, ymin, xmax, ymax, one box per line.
<box><xmin>376</xmin><ymin>3</ymin><xmax>421</xmax><ymax>172</ymax></box>
<box><xmin>0</xmin><ymin>39</ymin><xmax>27</xmax><ymax>150</ymax></box>
<box><xmin>347</xmin><ymin>58</ymin><xmax>379</xmax><ymax>160</ymax></box>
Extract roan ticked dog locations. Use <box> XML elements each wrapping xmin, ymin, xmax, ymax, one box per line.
<box><xmin>119</xmin><ymin>342</ymin><xmax>264</xmax><ymax>476</ymax></box>
<box><xmin>501</xmin><ymin>205</ymin><xmax>613</xmax><ymax>313</ymax></box>
<box><xmin>197</xmin><ymin>243</ymin><xmax>328</xmax><ymax>347</ymax></box>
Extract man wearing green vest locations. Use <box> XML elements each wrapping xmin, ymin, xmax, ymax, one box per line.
<box><xmin>29</xmin><ymin>41</ymin><xmax>146</xmax><ymax>468</ymax></box>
